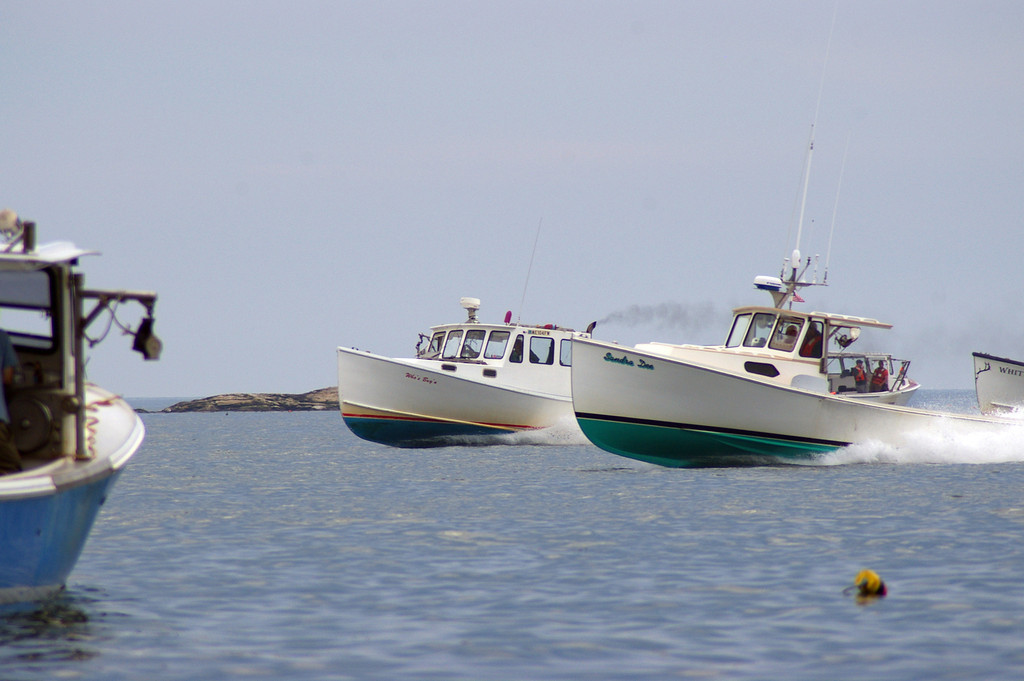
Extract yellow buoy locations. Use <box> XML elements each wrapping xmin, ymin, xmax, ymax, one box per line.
<box><xmin>844</xmin><ymin>569</ymin><xmax>887</xmax><ymax>599</ymax></box>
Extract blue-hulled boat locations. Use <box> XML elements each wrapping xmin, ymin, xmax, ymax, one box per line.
<box><xmin>0</xmin><ymin>210</ymin><xmax>161</xmax><ymax>605</ymax></box>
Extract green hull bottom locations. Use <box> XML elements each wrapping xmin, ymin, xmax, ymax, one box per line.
<box><xmin>577</xmin><ymin>416</ymin><xmax>844</xmax><ymax>468</ymax></box>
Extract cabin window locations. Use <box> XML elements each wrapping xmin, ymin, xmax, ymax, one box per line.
<box><xmin>768</xmin><ymin>317</ymin><xmax>804</xmax><ymax>352</ymax></box>
<box><xmin>726</xmin><ymin>313</ymin><xmax>752</xmax><ymax>347</ymax></box>
<box><xmin>529</xmin><ymin>337</ymin><xmax>554</xmax><ymax>365</ymax></box>
<box><xmin>484</xmin><ymin>330</ymin><xmax>510</xmax><ymax>359</ymax></box>
<box><xmin>559</xmin><ymin>339</ymin><xmax>572</xmax><ymax>366</ymax></box>
<box><xmin>798</xmin><ymin>320</ymin><xmax>824</xmax><ymax>358</ymax></box>
<box><xmin>441</xmin><ymin>330</ymin><xmax>463</xmax><ymax>359</ymax></box>
<box><xmin>0</xmin><ymin>270</ymin><xmax>56</xmax><ymax>351</ymax></box>
<box><xmin>425</xmin><ymin>332</ymin><xmax>446</xmax><ymax>358</ymax></box>
<box><xmin>460</xmin><ymin>329</ymin><xmax>486</xmax><ymax>359</ymax></box>
<box><xmin>745</xmin><ymin>361</ymin><xmax>780</xmax><ymax>378</ymax></box>
<box><xmin>509</xmin><ymin>334</ymin><xmax>525</xmax><ymax>363</ymax></box>
<box><xmin>743</xmin><ymin>312</ymin><xmax>776</xmax><ymax>348</ymax></box>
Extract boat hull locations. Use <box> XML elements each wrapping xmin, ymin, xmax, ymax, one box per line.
<box><xmin>572</xmin><ymin>339</ymin><xmax>1017</xmax><ymax>467</ymax></box>
<box><xmin>338</xmin><ymin>348</ymin><xmax>572</xmax><ymax>447</ymax></box>
<box><xmin>0</xmin><ymin>386</ymin><xmax>144</xmax><ymax>605</ymax></box>
<box><xmin>973</xmin><ymin>352</ymin><xmax>1024</xmax><ymax>414</ymax></box>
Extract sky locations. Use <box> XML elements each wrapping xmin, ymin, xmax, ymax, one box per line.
<box><xmin>2</xmin><ymin>1</ymin><xmax>1022</xmax><ymax>397</ymax></box>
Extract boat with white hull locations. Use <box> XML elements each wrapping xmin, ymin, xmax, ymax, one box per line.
<box><xmin>0</xmin><ymin>210</ymin><xmax>161</xmax><ymax>605</ymax></box>
<box><xmin>573</xmin><ymin>336</ymin><xmax>1013</xmax><ymax>467</ymax></box>
<box><xmin>973</xmin><ymin>352</ymin><xmax>1024</xmax><ymax>414</ymax></box>
<box><xmin>338</xmin><ymin>297</ymin><xmax>593</xmax><ymax>447</ymax></box>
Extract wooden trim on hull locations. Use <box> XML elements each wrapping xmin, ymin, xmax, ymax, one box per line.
<box><xmin>342</xmin><ymin>400</ymin><xmax>535</xmax><ymax>431</ymax></box>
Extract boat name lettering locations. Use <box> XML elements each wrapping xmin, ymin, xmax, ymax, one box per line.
<box><xmin>527</xmin><ymin>329</ymin><xmax>551</xmax><ymax>336</ymax></box>
<box><xmin>603</xmin><ymin>352</ymin><xmax>654</xmax><ymax>370</ymax></box>
<box><xmin>998</xmin><ymin>366</ymin><xmax>1024</xmax><ymax>377</ymax></box>
<box><xmin>405</xmin><ymin>372</ymin><xmax>437</xmax><ymax>385</ymax></box>
<box><xmin>603</xmin><ymin>352</ymin><xmax>633</xmax><ymax>366</ymax></box>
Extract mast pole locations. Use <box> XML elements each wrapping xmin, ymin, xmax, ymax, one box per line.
<box><xmin>792</xmin><ymin>2</ymin><xmax>838</xmax><ymax>283</ymax></box>
<box><xmin>823</xmin><ymin>132</ymin><xmax>851</xmax><ymax>285</ymax></box>
<box><xmin>517</xmin><ymin>217</ymin><xmax>543</xmax><ymax>324</ymax></box>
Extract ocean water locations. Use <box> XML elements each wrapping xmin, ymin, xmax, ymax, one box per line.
<box><xmin>2</xmin><ymin>390</ymin><xmax>1024</xmax><ymax>680</ymax></box>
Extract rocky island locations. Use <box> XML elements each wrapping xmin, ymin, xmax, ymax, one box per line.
<box><xmin>157</xmin><ymin>387</ymin><xmax>339</xmax><ymax>413</ymax></box>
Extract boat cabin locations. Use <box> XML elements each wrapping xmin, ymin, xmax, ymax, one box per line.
<box><xmin>716</xmin><ymin>305</ymin><xmax>913</xmax><ymax>397</ymax></box>
<box><xmin>414</xmin><ymin>296</ymin><xmax>585</xmax><ymax>370</ymax></box>
<box><xmin>724</xmin><ymin>306</ymin><xmax>891</xmax><ymax>363</ymax></box>
<box><xmin>1</xmin><ymin>243</ymin><xmax>87</xmax><ymax>460</ymax></box>
<box><xmin>1</xmin><ymin>218</ymin><xmax>158</xmax><ymax>462</ymax></box>
<box><xmin>418</xmin><ymin>324</ymin><xmax>575</xmax><ymax>367</ymax></box>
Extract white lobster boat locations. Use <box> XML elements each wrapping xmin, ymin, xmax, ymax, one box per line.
<box><xmin>573</xmin><ymin>240</ymin><xmax>1024</xmax><ymax>466</ymax></box>
<box><xmin>338</xmin><ymin>297</ymin><xmax>594</xmax><ymax>447</ymax></box>
<box><xmin>571</xmin><ymin>262</ymin><xmax>938</xmax><ymax>467</ymax></box>
<box><xmin>0</xmin><ymin>211</ymin><xmax>160</xmax><ymax>605</ymax></box>
<box><xmin>572</xmin><ymin>329</ymin><xmax>1017</xmax><ymax>468</ymax></box>
<box><xmin>569</xmin><ymin>256</ymin><xmax>1024</xmax><ymax>467</ymax></box>
<box><xmin>973</xmin><ymin>352</ymin><xmax>1024</xmax><ymax>414</ymax></box>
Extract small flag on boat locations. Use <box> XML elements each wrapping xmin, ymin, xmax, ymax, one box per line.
<box><xmin>793</xmin><ymin>292</ymin><xmax>805</xmax><ymax>303</ymax></box>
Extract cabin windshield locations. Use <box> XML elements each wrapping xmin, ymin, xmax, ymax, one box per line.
<box><xmin>726</xmin><ymin>313</ymin><xmax>752</xmax><ymax>347</ymax></box>
<box><xmin>0</xmin><ymin>269</ymin><xmax>56</xmax><ymax>351</ymax></box>
<box><xmin>484</xmin><ymin>330</ymin><xmax>510</xmax><ymax>359</ymax></box>
<box><xmin>441</xmin><ymin>330</ymin><xmax>463</xmax><ymax>359</ymax></box>
<box><xmin>424</xmin><ymin>331</ymin><xmax>446</xmax><ymax>358</ymax></box>
<box><xmin>460</xmin><ymin>329</ymin><xmax>486</xmax><ymax>359</ymax></box>
<box><xmin>743</xmin><ymin>312</ymin><xmax>777</xmax><ymax>348</ymax></box>
<box><xmin>768</xmin><ymin>316</ymin><xmax>804</xmax><ymax>352</ymax></box>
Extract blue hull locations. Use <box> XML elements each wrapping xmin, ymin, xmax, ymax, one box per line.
<box><xmin>0</xmin><ymin>469</ymin><xmax>123</xmax><ymax>604</ymax></box>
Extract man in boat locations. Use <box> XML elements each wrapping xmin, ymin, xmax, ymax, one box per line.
<box><xmin>799</xmin><ymin>323</ymin><xmax>823</xmax><ymax>358</ymax></box>
<box><xmin>853</xmin><ymin>359</ymin><xmax>869</xmax><ymax>393</ymax></box>
<box><xmin>0</xmin><ymin>327</ymin><xmax>21</xmax><ymax>474</ymax></box>
<box><xmin>870</xmin><ymin>360</ymin><xmax>889</xmax><ymax>393</ymax></box>
<box><xmin>777</xmin><ymin>324</ymin><xmax>800</xmax><ymax>351</ymax></box>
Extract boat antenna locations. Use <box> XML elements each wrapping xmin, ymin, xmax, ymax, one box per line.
<box><xmin>779</xmin><ymin>2</ymin><xmax>838</xmax><ymax>306</ymax></box>
<box><xmin>517</xmin><ymin>217</ymin><xmax>543</xmax><ymax>324</ymax></box>
<box><xmin>822</xmin><ymin>131</ymin><xmax>851</xmax><ymax>285</ymax></box>
<box><xmin>793</xmin><ymin>2</ymin><xmax>837</xmax><ymax>265</ymax></box>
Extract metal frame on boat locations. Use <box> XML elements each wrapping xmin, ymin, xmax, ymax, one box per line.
<box><xmin>0</xmin><ymin>211</ymin><xmax>160</xmax><ymax>605</ymax></box>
